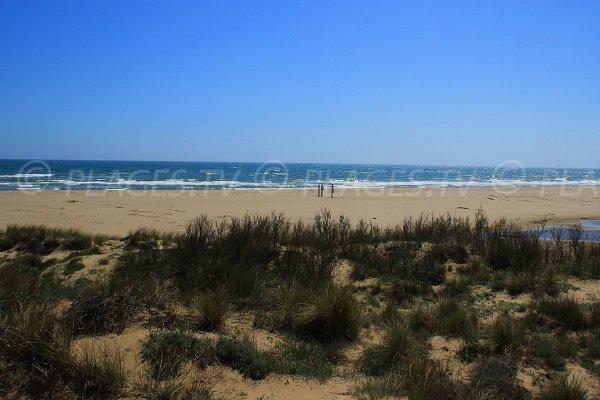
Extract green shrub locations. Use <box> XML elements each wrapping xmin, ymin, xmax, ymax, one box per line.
<box><xmin>71</xmin><ymin>343</ymin><xmax>127</xmax><ymax>399</ymax></box>
<box><xmin>141</xmin><ymin>330</ymin><xmax>213</xmax><ymax>380</ymax></box>
<box><xmin>361</xmin><ymin>322</ymin><xmax>418</xmax><ymax>375</ymax></box>
<box><xmin>536</xmin><ymin>296</ymin><xmax>586</xmax><ymax>330</ymax></box>
<box><xmin>215</xmin><ymin>337</ymin><xmax>272</xmax><ymax>380</ymax></box>
<box><xmin>64</xmin><ymin>258</ymin><xmax>86</xmax><ymax>275</ymax></box>
<box><xmin>505</xmin><ymin>272</ymin><xmax>535</xmax><ymax>296</ymax></box>
<box><xmin>588</xmin><ymin>301</ymin><xmax>600</xmax><ymax>330</ymax></box>
<box><xmin>287</xmin><ymin>285</ymin><xmax>361</xmax><ymax>342</ymax></box>
<box><xmin>487</xmin><ymin>314</ymin><xmax>523</xmax><ymax>354</ymax></box>
<box><xmin>584</xmin><ymin>335</ymin><xmax>600</xmax><ymax>359</ymax></box>
<box><xmin>470</xmin><ymin>355</ymin><xmax>527</xmax><ymax>400</ymax></box>
<box><xmin>533</xmin><ymin>336</ymin><xmax>566</xmax><ymax>370</ymax></box>
<box><xmin>67</xmin><ymin>292</ymin><xmax>136</xmax><ymax>335</ymax></box>
<box><xmin>62</xmin><ymin>234</ymin><xmax>93</xmax><ymax>251</ymax></box>
<box><xmin>411</xmin><ymin>298</ymin><xmax>477</xmax><ymax>339</ymax></box>
<box><xmin>404</xmin><ymin>356</ymin><xmax>465</xmax><ymax>399</ymax></box>
<box><xmin>390</xmin><ymin>279</ymin><xmax>432</xmax><ymax>302</ymax></box>
<box><xmin>458</xmin><ymin>341</ymin><xmax>483</xmax><ymax>363</ymax></box>
<box><xmin>273</xmin><ymin>340</ymin><xmax>335</xmax><ymax>381</ymax></box>
<box><xmin>463</xmin><ymin>255</ymin><xmax>490</xmax><ymax>281</ymax></box>
<box><xmin>192</xmin><ymin>291</ymin><xmax>228</xmax><ymax>331</ymax></box>
<box><xmin>441</xmin><ymin>276</ymin><xmax>472</xmax><ymax>298</ymax></box>
<box><xmin>0</xmin><ymin>302</ymin><xmax>74</xmax><ymax>397</ymax></box>
<box><xmin>351</xmin><ymin>260</ymin><xmax>369</xmax><ymax>281</ymax></box>
<box><xmin>540</xmin><ymin>270</ymin><xmax>561</xmax><ymax>297</ymax></box>
<box><xmin>539</xmin><ymin>374</ymin><xmax>587</xmax><ymax>400</ymax></box>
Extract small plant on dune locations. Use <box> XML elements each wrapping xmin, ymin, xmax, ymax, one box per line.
<box><xmin>458</xmin><ymin>341</ymin><xmax>484</xmax><ymax>363</ymax></box>
<box><xmin>470</xmin><ymin>355</ymin><xmax>528</xmax><ymax>400</ymax></box>
<box><xmin>133</xmin><ymin>367</ymin><xmax>213</xmax><ymax>399</ymax></box>
<box><xmin>273</xmin><ymin>340</ymin><xmax>335</xmax><ymax>382</ymax></box>
<box><xmin>533</xmin><ymin>335</ymin><xmax>567</xmax><ymax>371</ymax></box>
<box><xmin>61</xmin><ymin>233</ymin><xmax>93</xmax><ymax>251</ymax></box>
<box><xmin>410</xmin><ymin>298</ymin><xmax>477</xmax><ymax>340</ymax></box>
<box><xmin>351</xmin><ymin>260</ymin><xmax>369</xmax><ymax>281</ymax></box>
<box><xmin>67</xmin><ymin>291</ymin><xmax>136</xmax><ymax>335</ymax></box>
<box><xmin>286</xmin><ymin>284</ymin><xmax>361</xmax><ymax>342</ymax></box>
<box><xmin>504</xmin><ymin>272</ymin><xmax>536</xmax><ymax>296</ymax></box>
<box><xmin>124</xmin><ymin>227</ymin><xmax>169</xmax><ymax>249</ymax></box>
<box><xmin>361</xmin><ymin>321</ymin><xmax>419</xmax><ymax>376</ymax></box>
<box><xmin>215</xmin><ymin>336</ymin><xmax>272</xmax><ymax>380</ymax></box>
<box><xmin>487</xmin><ymin>314</ymin><xmax>524</xmax><ymax>354</ymax></box>
<box><xmin>192</xmin><ymin>290</ymin><xmax>229</xmax><ymax>331</ymax></box>
<box><xmin>463</xmin><ymin>254</ymin><xmax>490</xmax><ymax>281</ymax></box>
<box><xmin>390</xmin><ymin>279</ymin><xmax>432</xmax><ymax>303</ymax></box>
<box><xmin>379</xmin><ymin>302</ymin><xmax>400</xmax><ymax>326</ymax></box>
<box><xmin>536</xmin><ymin>296</ymin><xmax>586</xmax><ymax>330</ymax></box>
<box><xmin>539</xmin><ymin>269</ymin><xmax>561</xmax><ymax>297</ymax></box>
<box><xmin>588</xmin><ymin>301</ymin><xmax>600</xmax><ymax>330</ymax></box>
<box><xmin>403</xmin><ymin>356</ymin><xmax>466</xmax><ymax>400</ymax></box>
<box><xmin>0</xmin><ymin>302</ymin><xmax>74</xmax><ymax>397</ymax></box>
<box><xmin>71</xmin><ymin>342</ymin><xmax>127</xmax><ymax>399</ymax></box>
<box><xmin>63</xmin><ymin>257</ymin><xmax>86</xmax><ymax>275</ymax></box>
<box><xmin>441</xmin><ymin>275</ymin><xmax>473</xmax><ymax>298</ymax></box>
<box><xmin>539</xmin><ymin>373</ymin><xmax>587</xmax><ymax>400</ymax></box>
<box><xmin>141</xmin><ymin>330</ymin><xmax>214</xmax><ymax>380</ymax></box>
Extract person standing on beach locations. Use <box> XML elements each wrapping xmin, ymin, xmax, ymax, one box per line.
<box><xmin>331</xmin><ymin>184</ymin><xmax>334</xmax><ymax>198</ymax></box>
<box><xmin>317</xmin><ymin>184</ymin><xmax>321</xmax><ymax>197</ymax></box>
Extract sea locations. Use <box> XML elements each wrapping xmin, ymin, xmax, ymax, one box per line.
<box><xmin>1</xmin><ymin>159</ymin><xmax>599</xmax><ymax>191</ymax></box>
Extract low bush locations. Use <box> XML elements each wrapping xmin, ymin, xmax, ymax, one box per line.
<box><xmin>487</xmin><ymin>314</ymin><xmax>524</xmax><ymax>354</ymax></box>
<box><xmin>504</xmin><ymin>272</ymin><xmax>535</xmax><ymax>296</ymax></box>
<box><xmin>67</xmin><ymin>292</ymin><xmax>136</xmax><ymax>335</ymax></box>
<box><xmin>0</xmin><ymin>302</ymin><xmax>74</xmax><ymax>397</ymax></box>
<box><xmin>273</xmin><ymin>340</ymin><xmax>335</xmax><ymax>381</ymax></box>
<box><xmin>403</xmin><ymin>356</ymin><xmax>466</xmax><ymax>399</ymax></box>
<box><xmin>64</xmin><ymin>257</ymin><xmax>86</xmax><ymax>275</ymax></box>
<box><xmin>285</xmin><ymin>285</ymin><xmax>361</xmax><ymax>342</ymax></box>
<box><xmin>411</xmin><ymin>298</ymin><xmax>477</xmax><ymax>340</ymax></box>
<box><xmin>533</xmin><ymin>336</ymin><xmax>567</xmax><ymax>370</ymax></box>
<box><xmin>536</xmin><ymin>296</ymin><xmax>586</xmax><ymax>330</ymax></box>
<box><xmin>390</xmin><ymin>279</ymin><xmax>432</xmax><ymax>303</ymax></box>
<box><xmin>192</xmin><ymin>291</ymin><xmax>229</xmax><ymax>331</ymax></box>
<box><xmin>539</xmin><ymin>374</ymin><xmax>587</xmax><ymax>400</ymax></box>
<box><xmin>361</xmin><ymin>321</ymin><xmax>418</xmax><ymax>375</ymax></box>
<box><xmin>463</xmin><ymin>254</ymin><xmax>490</xmax><ymax>281</ymax></box>
<box><xmin>215</xmin><ymin>337</ymin><xmax>272</xmax><ymax>380</ymax></box>
<box><xmin>71</xmin><ymin>342</ymin><xmax>127</xmax><ymax>399</ymax></box>
<box><xmin>141</xmin><ymin>330</ymin><xmax>213</xmax><ymax>380</ymax></box>
<box><xmin>470</xmin><ymin>355</ymin><xmax>527</xmax><ymax>400</ymax></box>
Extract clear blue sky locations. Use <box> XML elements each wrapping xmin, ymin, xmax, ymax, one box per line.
<box><xmin>1</xmin><ymin>1</ymin><xmax>599</xmax><ymax>167</ymax></box>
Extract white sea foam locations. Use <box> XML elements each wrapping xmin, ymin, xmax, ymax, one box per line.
<box><xmin>1</xmin><ymin>177</ymin><xmax>599</xmax><ymax>190</ymax></box>
<box><xmin>0</xmin><ymin>173</ymin><xmax>53</xmax><ymax>178</ymax></box>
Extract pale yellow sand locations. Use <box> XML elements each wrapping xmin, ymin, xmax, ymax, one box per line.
<box><xmin>0</xmin><ymin>186</ymin><xmax>599</xmax><ymax>235</ymax></box>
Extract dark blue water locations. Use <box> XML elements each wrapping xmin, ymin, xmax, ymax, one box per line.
<box><xmin>539</xmin><ymin>225</ymin><xmax>600</xmax><ymax>242</ymax></box>
<box><xmin>1</xmin><ymin>159</ymin><xmax>600</xmax><ymax>191</ymax></box>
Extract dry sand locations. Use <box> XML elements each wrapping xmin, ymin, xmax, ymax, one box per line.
<box><xmin>1</xmin><ymin>186</ymin><xmax>599</xmax><ymax>235</ymax></box>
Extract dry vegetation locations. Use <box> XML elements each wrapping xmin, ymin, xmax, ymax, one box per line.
<box><xmin>0</xmin><ymin>210</ymin><xmax>599</xmax><ymax>399</ymax></box>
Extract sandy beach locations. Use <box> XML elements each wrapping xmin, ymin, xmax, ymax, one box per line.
<box><xmin>1</xmin><ymin>186</ymin><xmax>599</xmax><ymax>235</ymax></box>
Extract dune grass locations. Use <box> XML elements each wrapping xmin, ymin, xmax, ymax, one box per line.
<box><xmin>2</xmin><ymin>210</ymin><xmax>600</xmax><ymax>398</ymax></box>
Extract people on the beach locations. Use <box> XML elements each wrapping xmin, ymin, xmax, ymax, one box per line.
<box><xmin>317</xmin><ymin>184</ymin><xmax>333</xmax><ymax>198</ymax></box>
